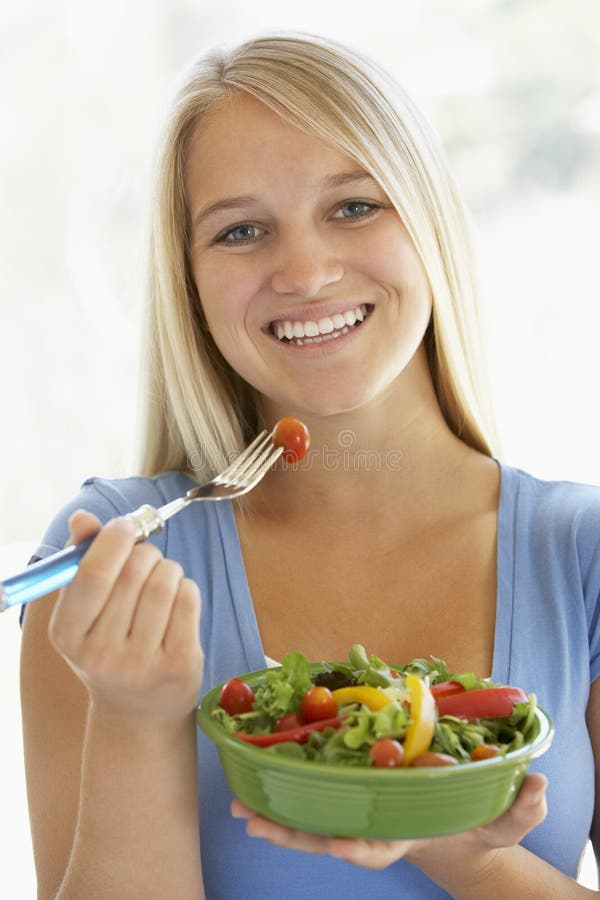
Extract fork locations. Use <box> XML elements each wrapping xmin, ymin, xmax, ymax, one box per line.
<box><xmin>0</xmin><ymin>429</ymin><xmax>283</xmax><ymax>613</ymax></box>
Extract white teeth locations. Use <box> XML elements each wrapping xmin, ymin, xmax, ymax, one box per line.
<box><xmin>272</xmin><ymin>304</ymin><xmax>370</xmax><ymax>342</ymax></box>
<box><xmin>297</xmin><ymin>327</ymin><xmax>349</xmax><ymax>346</ymax></box>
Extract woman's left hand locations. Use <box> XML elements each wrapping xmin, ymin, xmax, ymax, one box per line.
<box><xmin>231</xmin><ymin>772</ymin><xmax>547</xmax><ymax>874</ymax></box>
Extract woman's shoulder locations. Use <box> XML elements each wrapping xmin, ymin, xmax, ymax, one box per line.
<box><xmin>35</xmin><ymin>470</ymin><xmax>197</xmax><ymax>557</ymax></box>
<box><xmin>500</xmin><ymin>461</ymin><xmax>600</xmax><ymax>555</ymax></box>
<box><xmin>79</xmin><ymin>470</ymin><xmax>197</xmax><ymax>511</ymax></box>
<box><xmin>502</xmin><ymin>462</ymin><xmax>600</xmax><ymax>514</ymax></box>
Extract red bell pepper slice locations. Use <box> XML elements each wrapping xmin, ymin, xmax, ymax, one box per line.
<box><xmin>235</xmin><ymin>715</ymin><xmax>346</xmax><ymax>747</ymax></box>
<box><xmin>430</xmin><ymin>680</ymin><xmax>466</xmax><ymax>699</ymax></box>
<box><xmin>436</xmin><ymin>686</ymin><xmax>528</xmax><ymax>719</ymax></box>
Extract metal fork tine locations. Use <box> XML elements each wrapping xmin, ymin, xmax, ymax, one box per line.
<box><xmin>218</xmin><ymin>439</ymin><xmax>276</xmax><ymax>487</ymax></box>
<box><xmin>233</xmin><ymin>447</ymin><xmax>284</xmax><ymax>495</ymax></box>
<box><xmin>214</xmin><ymin>430</ymin><xmax>269</xmax><ymax>483</ymax></box>
<box><xmin>230</xmin><ymin>443</ymin><xmax>284</xmax><ymax>488</ymax></box>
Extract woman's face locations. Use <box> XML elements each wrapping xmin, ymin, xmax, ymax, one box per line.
<box><xmin>185</xmin><ymin>93</ymin><xmax>433</xmax><ymax>421</ymax></box>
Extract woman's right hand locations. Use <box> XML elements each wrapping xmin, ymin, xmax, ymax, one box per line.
<box><xmin>48</xmin><ymin>509</ymin><xmax>204</xmax><ymax>727</ymax></box>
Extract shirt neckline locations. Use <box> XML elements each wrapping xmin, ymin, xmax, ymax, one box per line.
<box><xmin>492</xmin><ymin>460</ymin><xmax>517</xmax><ymax>685</ymax></box>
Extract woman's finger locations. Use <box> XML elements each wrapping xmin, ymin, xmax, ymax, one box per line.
<box><xmin>127</xmin><ymin>558</ymin><xmax>185</xmax><ymax>651</ymax></box>
<box><xmin>246</xmin><ymin>815</ymin><xmax>331</xmax><ymax>856</ymax></box>
<box><xmin>231</xmin><ymin>799</ymin><xmax>255</xmax><ymax>819</ymax></box>
<box><xmin>87</xmin><ymin>542</ymin><xmax>163</xmax><ymax>641</ymax></box>
<box><xmin>328</xmin><ymin>837</ymin><xmax>413</xmax><ymax>869</ymax></box>
<box><xmin>163</xmin><ymin>577</ymin><xmax>202</xmax><ymax>658</ymax></box>
<box><xmin>49</xmin><ymin>516</ymin><xmax>137</xmax><ymax>651</ymax></box>
<box><xmin>231</xmin><ymin>800</ymin><xmax>327</xmax><ymax>853</ymax></box>
<box><xmin>477</xmin><ymin>773</ymin><xmax>548</xmax><ymax>849</ymax></box>
<box><xmin>65</xmin><ymin>508</ymin><xmax>103</xmax><ymax>546</ymax></box>
<box><xmin>230</xmin><ymin>800</ymin><xmax>409</xmax><ymax>864</ymax></box>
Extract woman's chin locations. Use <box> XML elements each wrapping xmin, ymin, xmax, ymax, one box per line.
<box><xmin>271</xmin><ymin>388</ymin><xmax>380</xmax><ymax>420</ymax></box>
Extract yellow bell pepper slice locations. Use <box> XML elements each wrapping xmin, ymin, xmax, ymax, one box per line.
<box><xmin>403</xmin><ymin>673</ymin><xmax>436</xmax><ymax>765</ymax></box>
<box><xmin>331</xmin><ymin>685</ymin><xmax>391</xmax><ymax>711</ymax></box>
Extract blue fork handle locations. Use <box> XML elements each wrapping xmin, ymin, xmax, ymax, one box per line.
<box><xmin>0</xmin><ymin>539</ymin><xmax>94</xmax><ymax>610</ymax></box>
<box><xmin>0</xmin><ymin>503</ymin><xmax>168</xmax><ymax>613</ymax></box>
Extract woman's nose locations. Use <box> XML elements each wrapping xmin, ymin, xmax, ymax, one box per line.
<box><xmin>270</xmin><ymin>236</ymin><xmax>344</xmax><ymax>298</ymax></box>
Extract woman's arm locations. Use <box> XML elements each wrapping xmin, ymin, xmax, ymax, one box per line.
<box><xmin>20</xmin><ymin>511</ymin><xmax>205</xmax><ymax>900</ymax></box>
<box><xmin>587</xmin><ymin>676</ymin><xmax>600</xmax><ymax>886</ymax></box>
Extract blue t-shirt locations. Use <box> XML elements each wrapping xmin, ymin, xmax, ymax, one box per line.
<box><xmin>25</xmin><ymin>462</ymin><xmax>600</xmax><ymax>898</ymax></box>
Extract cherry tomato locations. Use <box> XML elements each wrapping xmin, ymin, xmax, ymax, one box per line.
<box><xmin>218</xmin><ymin>678</ymin><xmax>255</xmax><ymax>715</ymax></box>
<box><xmin>273</xmin><ymin>713</ymin><xmax>304</xmax><ymax>733</ymax></box>
<box><xmin>273</xmin><ymin>417</ymin><xmax>310</xmax><ymax>463</ymax></box>
<box><xmin>300</xmin><ymin>686</ymin><xmax>338</xmax><ymax>722</ymax></box>
<box><xmin>409</xmin><ymin>752</ymin><xmax>458</xmax><ymax>767</ymax></box>
<box><xmin>470</xmin><ymin>743</ymin><xmax>501</xmax><ymax>762</ymax></box>
<box><xmin>369</xmin><ymin>738</ymin><xmax>405</xmax><ymax>768</ymax></box>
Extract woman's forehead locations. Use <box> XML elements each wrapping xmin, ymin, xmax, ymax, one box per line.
<box><xmin>184</xmin><ymin>94</ymin><xmax>373</xmax><ymax>211</ymax></box>
<box><xmin>187</xmin><ymin>93</ymin><xmax>350</xmax><ymax>167</ymax></box>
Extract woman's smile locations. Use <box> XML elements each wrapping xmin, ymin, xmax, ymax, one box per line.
<box><xmin>266</xmin><ymin>303</ymin><xmax>372</xmax><ymax>346</ymax></box>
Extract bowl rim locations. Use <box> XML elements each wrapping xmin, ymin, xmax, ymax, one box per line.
<box><xmin>197</xmin><ymin>666</ymin><xmax>555</xmax><ymax>780</ymax></box>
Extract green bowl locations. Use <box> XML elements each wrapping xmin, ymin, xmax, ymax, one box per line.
<box><xmin>197</xmin><ymin>665</ymin><xmax>554</xmax><ymax>839</ymax></box>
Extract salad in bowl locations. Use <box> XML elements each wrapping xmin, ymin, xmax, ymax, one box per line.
<box><xmin>197</xmin><ymin>645</ymin><xmax>553</xmax><ymax>838</ymax></box>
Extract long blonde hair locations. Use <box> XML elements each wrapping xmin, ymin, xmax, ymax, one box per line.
<box><xmin>137</xmin><ymin>32</ymin><xmax>497</xmax><ymax>478</ymax></box>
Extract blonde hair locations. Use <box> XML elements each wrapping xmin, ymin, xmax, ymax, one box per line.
<box><xmin>138</xmin><ymin>32</ymin><xmax>497</xmax><ymax>478</ymax></box>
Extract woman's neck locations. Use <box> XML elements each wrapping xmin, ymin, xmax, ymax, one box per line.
<box><xmin>250</xmin><ymin>346</ymin><xmax>495</xmax><ymax>527</ymax></box>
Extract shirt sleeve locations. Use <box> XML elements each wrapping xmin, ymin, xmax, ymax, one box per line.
<box><xmin>32</xmin><ymin>477</ymin><xmax>128</xmax><ymax>560</ymax></box>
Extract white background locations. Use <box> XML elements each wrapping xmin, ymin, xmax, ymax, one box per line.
<box><xmin>1</xmin><ymin>0</ymin><xmax>599</xmax><ymax>894</ymax></box>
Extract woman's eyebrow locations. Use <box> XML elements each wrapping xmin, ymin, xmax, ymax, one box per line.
<box><xmin>192</xmin><ymin>195</ymin><xmax>258</xmax><ymax>230</ymax></box>
<box><xmin>192</xmin><ymin>171</ymin><xmax>380</xmax><ymax>230</ymax></box>
<box><xmin>320</xmin><ymin>171</ymin><xmax>379</xmax><ymax>191</ymax></box>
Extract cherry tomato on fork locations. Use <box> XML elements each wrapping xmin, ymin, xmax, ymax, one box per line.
<box><xmin>273</xmin><ymin>418</ymin><xmax>310</xmax><ymax>463</ymax></box>
<box><xmin>218</xmin><ymin>678</ymin><xmax>255</xmax><ymax>715</ymax></box>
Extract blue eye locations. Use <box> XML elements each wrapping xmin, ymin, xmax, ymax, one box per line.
<box><xmin>334</xmin><ymin>200</ymin><xmax>380</xmax><ymax>220</ymax></box>
<box><xmin>214</xmin><ymin>223</ymin><xmax>262</xmax><ymax>244</ymax></box>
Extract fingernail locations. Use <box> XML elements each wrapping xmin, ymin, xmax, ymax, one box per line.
<box><xmin>106</xmin><ymin>517</ymin><xmax>135</xmax><ymax>534</ymax></box>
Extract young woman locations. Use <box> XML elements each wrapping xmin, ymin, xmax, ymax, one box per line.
<box><xmin>20</xmin><ymin>33</ymin><xmax>600</xmax><ymax>899</ymax></box>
